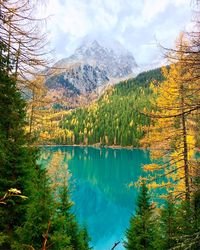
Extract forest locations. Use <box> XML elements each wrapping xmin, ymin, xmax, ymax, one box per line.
<box><xmin>29</xmin><ymin>68</ymin><xmax>164</xmax><ymax>146</ymax></box>
<box><xmin>58</xmin><ymin>68</ymin><xmax>164</xmax><ymax>147</ymax></box>
<box><xmin>0</xmin><ymin>0</ymin><xmax>200</xmax><ymax>250</ymax></box>
<box><xmin>23</xmin><ymin>68</ymin><xmax>164</xmax><ymax>147</ymax></box>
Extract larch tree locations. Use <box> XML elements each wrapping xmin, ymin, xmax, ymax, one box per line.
<box><xmin>141</xmin><ymin>34</ymin><xmax>197</xmax><ymax>202</ymax></box>
<box><xmin>0</xmin><ymin>0</ymin><xmax>49</xmax><ymax>80</ymax></box>
<box><xmin>27</xmin><ymin>75</ymin><xmax>50</xmax><ymax>138</ymax></box>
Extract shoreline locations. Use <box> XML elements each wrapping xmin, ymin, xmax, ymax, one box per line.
<box><xmin>37</xmin><ymin>143</ymin><xmax>147</xmax><ymax>150</ymax></box>
<box><xmin>37</xmin><ymin>144</ymin><xmax>200</xmax><ymax>152</ymax></box>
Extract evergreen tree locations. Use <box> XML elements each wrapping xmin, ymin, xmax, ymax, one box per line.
<box><xmin>124</xmin><ymin>182</ymin><xmax>155</xmax><ymax>250</ymax></box>
<box><xmin>0</xmin><ymin>45</ymin><xmax>41</xmax><ymax>248</ymax></box>
<box><xmin>160</xmin><ymin>195</ymin><xmax>177</xmax><ymax>249</ymax></box>
<box><xmin>14</xmin><ymin>153</ymin><xmax>91</xmax><ymax>250</ymax></box>
<box><xmin>14</xmin><ymin>168</ymin><xmax>55</xmax><ymax>250</ymax></box>
<box><xmin>49</xmin><ymin>162</ymin><xmax>91</xmax><ymax>250</ymax></box>
<box><xmin>171</xmin><ymin>199</ymin><xmax>200</xmax><ymax>250</ymax></box>
<box><xmin>159</xmin><ymin>192</ymin><xmax>200</xmax><ymax>250</ymax></box>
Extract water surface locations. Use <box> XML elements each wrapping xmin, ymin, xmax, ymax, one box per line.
<box><xmin>40</xmin><ymin>146</ymin><xmax>151</xmax><ymax>250</ymax></box>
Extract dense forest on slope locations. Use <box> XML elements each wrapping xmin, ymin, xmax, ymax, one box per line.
<box><xmin>54</xmin><ymin>68</ymin><xmax>165</xmax><ymax>146</ymax></box>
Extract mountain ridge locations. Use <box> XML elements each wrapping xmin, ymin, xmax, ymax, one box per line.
<box><xmin>45</xmin><ymin>39</ymin><xmax>138</xmax><ymax>108</ymax></box>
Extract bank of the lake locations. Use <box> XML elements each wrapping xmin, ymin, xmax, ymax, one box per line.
<box><xmin>38</xmin><ymin>143</ymin><xmax>147</xmax><ymax>150</ymax></box>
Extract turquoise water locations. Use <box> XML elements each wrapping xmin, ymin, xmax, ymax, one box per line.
<box><xmin>40</xmin><ymin>146</ymin><xmax>152</xmax><ymax>250</ymax></box>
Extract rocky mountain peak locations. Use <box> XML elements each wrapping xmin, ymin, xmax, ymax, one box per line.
<box><xmin>46</xmin><ymin>38</ymin><xmax>138</xmax><ymax>109</ymax></box>
<box><xmin>73</xmin><ymin>40</ymin><xmax>110</xmax><ymax>59</ymax></box>
<box><xmin>67</xmin><ymin>39</ymin><xmax>137</xmax><ymax>78</ymax></box>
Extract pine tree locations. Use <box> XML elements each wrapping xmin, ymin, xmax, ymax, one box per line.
<box><xmin>124</xmin><ymin>182</ymin><xmax>155</xmax><ymax>250</ymax></box>
<box><xmin>171</xmin><ymin>198</ymin><xmax>200</xmax><ymax>249</ymax></box>
<box><xmin>45</xmin><ymin>151</ymin><xmax>91</xmax><ymax>250</ymax></box>
<box><xmin>14</xmin><ymin>168</ymin><xmax>55</xmax><ymax>250</ymax></box>
<box><xmin>54</xmin><ymin>168</ymin><xmax>91</xmax><ymax>249</ymax></box>
<box><xmin>0</xmin><ymin>44</ymin><xmax>42</xmax><ymax>248</ymax></box>
<box><xmin>160</xmin><ymin>195</ymin><xmax>177</xmax><ymax>249</ymax></box>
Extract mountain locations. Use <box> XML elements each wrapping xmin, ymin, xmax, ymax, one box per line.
<box><xmin>46</xmin><ymin>64</ymin><xmax>109</xmax><ymax>96</ymax></box>
<box><xmin>45</xmin><ymin>39</ymin><xmax>137</xmax><ymax>108</ymax></box>
<box><xmin>69</xmin><ymin>40</ymin><xmax>137</xmax><ymax>78</ymax></box>
<box><xmin>40</xmin><ymin>67</ymin><xmax>164</xmax><ymax>146</ymax></box>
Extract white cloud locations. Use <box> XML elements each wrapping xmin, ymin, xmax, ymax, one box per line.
<box><xmin>41</xmin><ymin>0</ymin><xmax>193</xmax><ymax>65</ymax></box>
<box><xmin>142</xmin><ymin>0</ymin><xmax>190</xmax><ymax>23</ymax></box>
<box><xmin>44</xmin><ymin>0</ymin><xmax>92</xmax><ymax>37</ymax></box>
<box><xmin>142</xmin><ymin>0</ymin><xmax>170</xmax><ymax>23</ymax></box>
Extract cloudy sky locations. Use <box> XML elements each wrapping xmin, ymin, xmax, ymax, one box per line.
<box><xmin>41</xmin><ymin>0</ymin><xmax>194</xmax><ymax>66</ymax></box>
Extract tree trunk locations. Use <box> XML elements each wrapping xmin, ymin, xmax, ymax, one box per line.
<box><xmin>181</xmin><ymin>111</ymin><xmax>190</xmax><ymax>201</ymax></box>
<box><xmin>180</xmin><ymin>81</ymin><xmax>190</xmax><ymax>202</ymax></box>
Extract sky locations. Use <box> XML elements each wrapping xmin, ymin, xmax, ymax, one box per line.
<box><xmin>41</xmin><ymin>0</ymin><xmax>194</xmax><ymax>66</ymax></box>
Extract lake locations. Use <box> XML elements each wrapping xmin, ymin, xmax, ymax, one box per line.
<box><xmin>40</xmin><ymin>146</ymin><xmax>152</xmax><ymax>250</ymax></box>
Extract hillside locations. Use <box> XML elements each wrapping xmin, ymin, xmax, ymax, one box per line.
<box><xmin>48</xmin><ymin>67</ymin><xmax>164</xmax><ymax>147</ymax></box>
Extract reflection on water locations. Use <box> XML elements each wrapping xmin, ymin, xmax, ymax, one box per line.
<box><xmin>40</xmin><ymin>146</ymin><xmax>151</xmax><ymax>250</ymax></box>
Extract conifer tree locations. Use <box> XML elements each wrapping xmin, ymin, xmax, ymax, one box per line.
<box><xmin>0</xmin><ymin>0</ymin><xmax>49</xmax><ymax>81</ymax></box>
<box><xmin>46</xmin><ymin>151</ymin><xmax>91</xmax><ymax>250</ymax></box>
<box><xmin>0</xmin><ymin>42</ymin><xmax>41</xmax><ymax>248</ymax></box>
<box><xmin>160</xmin><ymin>195</ymin><xmax>177</xmax><ymax>249</ymax></box>
<box><xmin>124</xmin><ymin>182</ymin><xmax>155</xmax><ymax>250</ymax></box>
<box><xmin>169</xmin><ymin>196</ymin><xmax>200</xmax><ymax>249</ymax></box>
<box><xmin>14</xmin><ymin>168</ymin><xmax>55</xmax><ymax>250</ymax></box>
<box><xmin>141</xmin><ymin>34</ymin><xmax>197</xmax><ymax>201</ymax></box>
<box><xmin>53</xmin><ymin>182</ymin><xmax>90</xmax><ymax>250</ymax></box>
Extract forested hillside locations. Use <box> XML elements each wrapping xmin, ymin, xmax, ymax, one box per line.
<box><xmin>55</xmin><ymin>68</ymin><xmax>165</xmax><ymax>146</ymax></box>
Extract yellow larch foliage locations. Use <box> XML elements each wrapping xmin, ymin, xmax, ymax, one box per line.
<box><xmin>88</xmin><ymin>102</ymin><xmax>99</xmax><ymax>113</ymax></box>
<box><xmin>140</xmin><ymin>34</ymin><xmax>196</xmax><ymax>199</ymax></box>
<box><xmin>66</xmin><ymin>129</ymin><xmax>74</xmax><ymax>139</ymax></box>
<box><xmin>143</xmin><ymin>164</ymin><xmax>163</xmax><ymax>172</ymax></box>
<box><xmin>105</xmin><ymin>135</ymin><xmax>109</xmax><ymax>144</ymax></box>
<box><xmin>129</xmin><ymin>120</ymin><xmax>134</xmax><ymax>127</ymax></box>
<box><xmin>71</xmin><ymin>118</ymin><xmax>78</xmax><ymax>126</ymax></box>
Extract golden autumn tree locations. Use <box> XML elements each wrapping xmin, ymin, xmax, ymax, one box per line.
<box><xmin>141</xmin><ymin>34</ymin><xmax>198</xmax><ymax>201</ymax></box>
<box><xmin>0</xmin><ymin>0</ymin><xmax>49</xmax><ymax>80</ymax></box>
<box><xmin>27</xmin><ymin>75</ymin><xmax>50</xmax><ymax>137</ymax></box>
